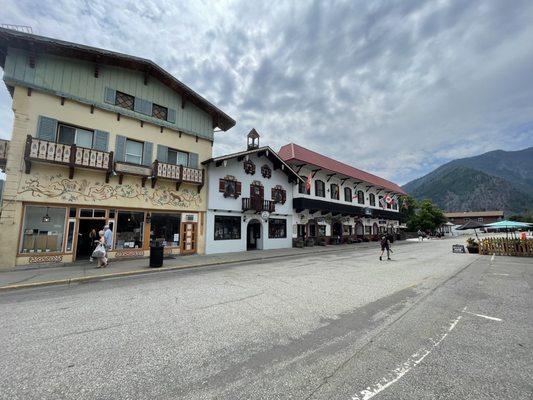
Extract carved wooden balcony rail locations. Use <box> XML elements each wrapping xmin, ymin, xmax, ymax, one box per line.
<box><xmin>24</xmin><ymin>135</ymin><xmax>113</xmax><ymax>181</ymax></box>
<box><xmin>242</xmin><ymin>197</ymin><xmax>275</xmax><ymax>213</ymax></box>
<box><xmin>151</xmin><ymin>160</ymin><xmax>204</xmax><ymax>192</ymax></box>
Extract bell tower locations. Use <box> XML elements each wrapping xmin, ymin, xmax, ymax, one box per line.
<box><xmin>247</xmin><ymin>128</ymin><xmax>260</xmax><ymax>150</ymax></box>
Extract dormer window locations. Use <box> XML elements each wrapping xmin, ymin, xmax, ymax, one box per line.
<box><xmin>357</xmin><ymin>190</ymin><xmax>365</xmax><ymax>204</ymax></box>
<box><xmin>115</xmin><ymin>91</ymin><xmax>134</xmax><ymax>110</ymax></box>
<box><xmin>152</xmin><ymin>103</ymin><xmax>168</xmax><ymax>121</ymax></box>
<box><xmin>330</xmin><ymin>184</ymin><xmax>339</xmax><ymax>200</ymax></box>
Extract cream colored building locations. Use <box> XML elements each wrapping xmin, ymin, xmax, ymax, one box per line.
<box><xmin>0</xmin><ymin>28</ymin><xmax>234</xmax><ymax>268</ymax></box>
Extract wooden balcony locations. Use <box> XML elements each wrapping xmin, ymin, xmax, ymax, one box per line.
<box><xmin>242</xmin><ymin>197</ymin><xmax>275</xmax><ymax>213</ymax></box>
<box><xmin>151</xmin><ymin>160</ymin><xmax>204</xmax><ymax>192</ymax></box>
<box><xmin>0</xmin><ymin>139</ymin><xmax>8</xmax><ymax>170</ymax></box>
<box><xmin>24</xmin><ymin>135</ymin><xmax>113</xmax><ymax>181</ymax></box>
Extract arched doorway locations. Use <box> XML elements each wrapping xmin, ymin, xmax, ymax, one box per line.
<box><xmin>372</xmin><ymin>223</ymin><xmax>378</xmax><ymax>235</ymax></box>
<box><xmin>332</xmin><ymin>221</ymin><xmax>343</xmax><ymax>237</ymax></box>
<box><xmin>355</xmin><ymin>221</ymin><xmax>364</xmax><ymax>237</ymax></box>
<box><xmin>247</xmin><ymin>219</ymin><xmax>262</xmax><ymax>250</ymax></box>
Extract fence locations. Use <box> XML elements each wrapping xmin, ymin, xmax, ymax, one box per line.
<box><xmin>479</xmin><ymin>237</ymin><xmax>533</xmax><ymax>257</ymax></box>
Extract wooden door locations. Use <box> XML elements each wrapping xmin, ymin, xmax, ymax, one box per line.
<box><xmin>180</xmin><ymin>222</ymin><xmax>197</xmax><ymax>254</ymax></box>
<box><xmin>250</xmin><ymin>184</ymin><xmax>264</xmax><ymax>211</ymax></box>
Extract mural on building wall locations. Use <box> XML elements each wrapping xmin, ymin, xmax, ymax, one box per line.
<box><xmin>18</xmin><ymin>173</ymin><xmax>201</xmax><ymax>208</ymax></box>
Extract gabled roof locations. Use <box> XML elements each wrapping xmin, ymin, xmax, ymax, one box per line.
<box><xmin>278</xmin><ymin>143</ymin><xmax>406</xmax><ymax>195</ymax></box>
<box><xmin>0</xmin><ymin>27</ymin><xmax>235</xmax><ymax>131</ymax></box>
<box><xmin>202</xmin><ymin>146</ymin><xmax>304</xmax><ymax>182</ymax></box>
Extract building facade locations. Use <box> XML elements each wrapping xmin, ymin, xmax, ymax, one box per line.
<box><xmin>0</xmin><ymin>28</ymin><xmax>234</xmax><ymax>268</ymax></box>
<box><xmin>444</xmin><ymin>211</ymin><xmax>504</xmax><ymax>226</ymax></box>
<box><xmin>202</xmin><ymin>131</ymin><xmax>302</xmax><ymax>254</ymax></box>
<box><xmin>278</xmin><ymin>143</ymin><xmax>406</xmax><ymax>244</ymax></box>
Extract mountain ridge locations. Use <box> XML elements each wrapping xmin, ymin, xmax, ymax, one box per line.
<box><xmin>403</xmin><ymin>147</ymin><xmax>533</xmax><ymax>214</ymax></box>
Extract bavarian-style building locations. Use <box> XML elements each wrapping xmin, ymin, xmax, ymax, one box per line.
<box><xmin>278</xmin><ymin>143</ymin><xmax>406</xmax><ymax>245</ymax></box>
<box><xmin>202</xmin><ymin>130</ymin><xmax>302</xmax><ymax>254</ymax></box>
<box><xmin>0</xmin><ymin>28</ymin><xmax>234</xmax><ymax>268</ymax></box>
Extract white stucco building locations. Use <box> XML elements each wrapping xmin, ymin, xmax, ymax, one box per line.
<box><xmin>202</xmin><ymin>130</ymin><xmax>302</xmax><ymax>254</ymax></box>
<box><xmin>278</xmin><ymin>143</ymin><xmax>406</xmax><ymax>244</ymax></box>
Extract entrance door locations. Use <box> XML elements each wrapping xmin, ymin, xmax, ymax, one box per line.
<box><xmin>76</xmin><ymin>219</ymin><xmax>106</xmax><ymax>259</ymax></box>
<box><xmin>247</xmin><ymin>220</ymin><xmax>261</xmax><ymax>250</ymax></box>
<box><xmin>180</xmin><ymin>222</ymin><xmax>197</xmax><ymax>254</ymax></box>
<box><xmin>332</xmin><ymin>222</ymin><xmax>343</xmax><ymax>237</ymax></box>
<box><xmin>250</xmin><ymin>184</ymin><xmax>264</xmax><ymax>211</ymax></box>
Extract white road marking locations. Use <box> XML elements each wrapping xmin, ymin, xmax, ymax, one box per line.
<box><xmin>492</xmin><ymin>273</ymin><xmax>509</xmax><ymax>276</ymax></box>
<box><xmin>350</xmin><ymin>316</ymin><xmax>462</xmax><ymax>400</ymax></box>
<box><xmin>464</xmin><ymin>311</ymin><xmax>502</xmax><ymax>322</ymax></box>
<box><xmin>491</xmin><ymin>254</ymin><xmax>495</xmax><ymax>262</ymax></box>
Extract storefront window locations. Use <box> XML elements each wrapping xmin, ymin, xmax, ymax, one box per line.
<box><xmin>20</xmin><ymin>206</ymin><xmax>67</xmax><ymax>253</ymax></box>
<box><xmin>318</xmin><ymin>225</ymin><xmax>326</xmax><ymax>236</ymax></box>
<box><xmin>268</xmin><ymin>218</ymin><xmax>287</xmax><ymax>238</ymax></box>
<box><xmin>150</xmin><ymin>213</ymin><xmax>181</xmax><ymax>246</ymax></box>
<box><xmin>214</xmin><ymin>216</ymin><xmax>241</xmax><ymax>240</ymax></box>
<box><xmin>365</xmin><ymin>226</ymin><xmax>371</xmax><ymax>235</ymax></box>
<box><xmin>115</xmin><ymin>211</ymin><xmax>144</xmax><ymax>249</ymax></box>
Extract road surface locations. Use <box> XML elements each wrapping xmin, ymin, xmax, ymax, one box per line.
<box><xmin>0</xmin><ymin>239</ymin><xmax>531</xmax><ymax>399</ymax></box>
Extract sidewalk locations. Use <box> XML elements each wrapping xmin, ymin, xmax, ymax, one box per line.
<box><xmin>0</xmin><ymin>241</ymin><xmax>408</xmax><ymax>291</ymax></box>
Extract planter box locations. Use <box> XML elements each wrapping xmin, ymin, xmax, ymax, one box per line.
<box><xmin>466</xmin><ymin>245</ymin><xmax>479</xmax><ymax>254</ymax></box>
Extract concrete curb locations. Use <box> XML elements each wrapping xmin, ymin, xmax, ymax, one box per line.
<box><xmin>0</xmin><ymin>245</ymin><xmax>375</xmax><ymax>292</ymax></box>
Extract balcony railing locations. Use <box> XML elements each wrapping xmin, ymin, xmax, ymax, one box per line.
<box><xmin>24</xmin><ymin>135</ymin><xmax>113</xmax><ymax>181</ymax></box>
<box><xmin>242</xmin><ymin>197</ymin><xmax>275</xmax><ymax>213</ymax></box>
<box><xmin>151</xmin><ymin>160</ymin><xmax>204</xmax><ymax>192</ymax></box>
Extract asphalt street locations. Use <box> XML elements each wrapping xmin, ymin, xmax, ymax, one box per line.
<box><xmin>0</xmin><ymin>240</ymin><xmax>531</xmax><ymax>399</ymax></box>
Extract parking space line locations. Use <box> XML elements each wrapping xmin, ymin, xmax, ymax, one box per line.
<box><xmin>350</xmin><ymin>316</ymin><xmax>462</xmax><ymax>400</ymax></box>
<box><xmin>462</xmin><ymin>306</ymin><xmax>502</xmax><ymax>322</ymax></box>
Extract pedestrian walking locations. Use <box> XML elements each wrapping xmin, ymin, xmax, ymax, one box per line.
<box><xmin>417</xmin><ymin>229</ymin><xmax>424</xmax><ymax>242</ymax></box>
<box><xmin>379</xmin><ymin>235</ymin><xmax>391</xmax><ymax>261</ymax></box>
<box><xmin>89</xmin><ymin>228</ymin><xmax>97</xmax><ymax>262</ymax></box>
<box><xmin>91</xmin><ymin>230</ymin><xmax>108</xmax><ymax>268</ymax></box>
<box><xmin>103</xmin><ymin>224</ymin><xmax>113</xmax><ymax>250</ymax></box>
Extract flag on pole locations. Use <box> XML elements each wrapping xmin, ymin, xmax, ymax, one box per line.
<box><xmin>305</xmin><ymin>173</ymin><xmax>312</xmax><ymax>192</ymax></box>
<box><xmin>379</xmin><ymin>197</ymin><xmax>387</xmax><ymax>208</ymax></box>
<box><xmin>385</xmin><ymin>194</ymin><xmax>392</xmax><ymax>204</ymax></box>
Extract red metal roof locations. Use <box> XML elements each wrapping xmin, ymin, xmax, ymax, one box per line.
<box><xmin>278</xmin><ymin>143</ymin><xmax>406</xmax><ymax>195</ymax></box>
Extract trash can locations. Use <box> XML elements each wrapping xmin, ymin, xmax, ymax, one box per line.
<box><xmin>149</xmin><ymin>243</ymin><xmax>164</xmax><ymax>268</ymax></box>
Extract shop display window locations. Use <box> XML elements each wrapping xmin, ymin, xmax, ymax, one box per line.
<box><xmin>115</xmin><ymin>211</ymin><xmax>145</xmax><ymax>249</ymax></box>
<box><xmin>214</xmin><ymin>216</ymin><xmax>241</xmax><ymax>240</ymax></box>
<box><xmin>268</xmin><ymin>218</ymin><xmax>287</xmax><ymax>238</ymax></box>
<box><xmin>150</xmin><ymin>213</ymin><xmax>181</xmax><ymax>246</ymax></box>
<box><xmin>20</xmin><ymin>206</ymin><xmax>66</xmax><ymax>253</ymax></box>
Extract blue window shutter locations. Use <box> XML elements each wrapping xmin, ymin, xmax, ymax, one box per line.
<box><xmin>133</xmin><ymin>98</ymin><xmax>152</xmax><ymax>116</ymax></box>
<box><xmin>143</xmin><ymin>141</ymin><xmax>153</xmax><ymax>166</ymax></box>
<box><xmin>93</xmin><ymin>130</ymin><xmax>109</xmax><ymax>151</ymax></box>
<box><xmin>114</xmin><ymin>135</ymin><xmax>126</xmax><ymax>162</ymax></box>
<box><xmin>104</xmin><ymin>88</ymin><xmax>116</xmax><ymax>104</ymax></box>
<box><xmin>143</xmin><ymin>100</ymin><xmax>153</xmax><ymax>116</ymax></box>
<box><xmin>167</xmin><ymin>108</ymin><xmax>176</xmax><ymax>123</ymax></box>
<box><xmin>133</xmin><ymin>98</ymin><xmax>143</xmax><ymax>114</ymax></box>
<box><xmin>188</xmin><ymin>152</ymin><xmax>199</xmax><ymax>169</ymax></box>
<box><xmin>157</xmin><ymin>145</ymin><xmax>168</xmax><ymax>163</ymax></box>
<box><xmin>36</xmin><ymin>116</ymin><xmax>58</xmax><ymax>141</ymax></box>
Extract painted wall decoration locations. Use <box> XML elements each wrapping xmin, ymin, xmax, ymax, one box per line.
<box><xmin>18</xmin><ymin>173</ymin><xmax>202</xmax><ymax>208</ymax></box>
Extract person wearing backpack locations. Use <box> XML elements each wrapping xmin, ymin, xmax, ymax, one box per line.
<box><xmin>379</xmin><ymin>235</ymin><xmax>391</xmax><ymax>261</ymax></box>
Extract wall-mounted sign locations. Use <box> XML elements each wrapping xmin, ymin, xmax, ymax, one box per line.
<box><xmin>261</xmin><ymin>211</ymin><xmax>270</xmax><ymax>221</ymax></box>
<box><xmin>364</xmin><ymin>208</ymin><xmax>373</xmax><ymax>216</ymax></box>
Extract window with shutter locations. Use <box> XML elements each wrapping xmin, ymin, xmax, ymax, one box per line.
<box><xmin>36</xmin><ymin>116</ymin><xmax>58</xmax><ymax>142</ymax></box>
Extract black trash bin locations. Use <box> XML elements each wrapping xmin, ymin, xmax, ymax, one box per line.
<box><xmin>149</xmin><ymin>243</ymin><xmax>164</xmax><ymax>268</ymax></box>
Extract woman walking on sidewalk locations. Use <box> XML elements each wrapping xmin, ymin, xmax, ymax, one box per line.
<box><xmin>92</xmin><ymin>230</ymin><xmax>108</xmax><ymax>268</ymax></box>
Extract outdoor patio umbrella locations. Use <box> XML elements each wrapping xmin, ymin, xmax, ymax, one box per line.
<box><xmin>455</xmin><ymin>220</ymin><xmax>485</xmax><ymax>240</ymax></box>
<box><xmin>484</xmin><ymin>220</ymin><xmax>532</xmax><ymax>239</ymax></box>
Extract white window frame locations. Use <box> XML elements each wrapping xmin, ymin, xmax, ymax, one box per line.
<box><xmin>125</xmin><ymin>139</ymin><xmax>144</xmax><ymax>165</ymax></box>
<box><xmin>57</xmin><ymin>123</ymin><xmax>94</xmax><ymax>149</ymax></box>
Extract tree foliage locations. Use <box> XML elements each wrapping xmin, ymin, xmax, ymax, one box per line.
<box><xmin>406</xmin><ymin>198</ymin><xmax>446</xmax><ymax>232</ymax></box>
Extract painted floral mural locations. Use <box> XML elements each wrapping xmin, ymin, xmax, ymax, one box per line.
<box><xmin>18</xmin><ymin>173</ymin><xmax>201</xmax><ymax>208</ymax></box>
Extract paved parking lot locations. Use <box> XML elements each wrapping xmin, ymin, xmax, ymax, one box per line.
<box><xmin>0</xmin><ymin>239</ymin><xmax>531</xmax><ymax>399</ymax></box>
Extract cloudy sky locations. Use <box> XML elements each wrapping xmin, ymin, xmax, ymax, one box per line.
<box><xmin>1</xmin><ymin>0</ymin><xmax>532</xmax><ymax>184</ymax></box>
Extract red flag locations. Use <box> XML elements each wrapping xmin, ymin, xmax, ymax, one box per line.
<box><xmin>305</xmin><ymin>173</ymin><xmax>311</xmax><ymax>192</ymax></box>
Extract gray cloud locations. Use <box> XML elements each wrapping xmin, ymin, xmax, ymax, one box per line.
<box><xmin>1</xmin><ymin>0</ymin><xmax>532</xmax><ymax>184</ymax></box>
